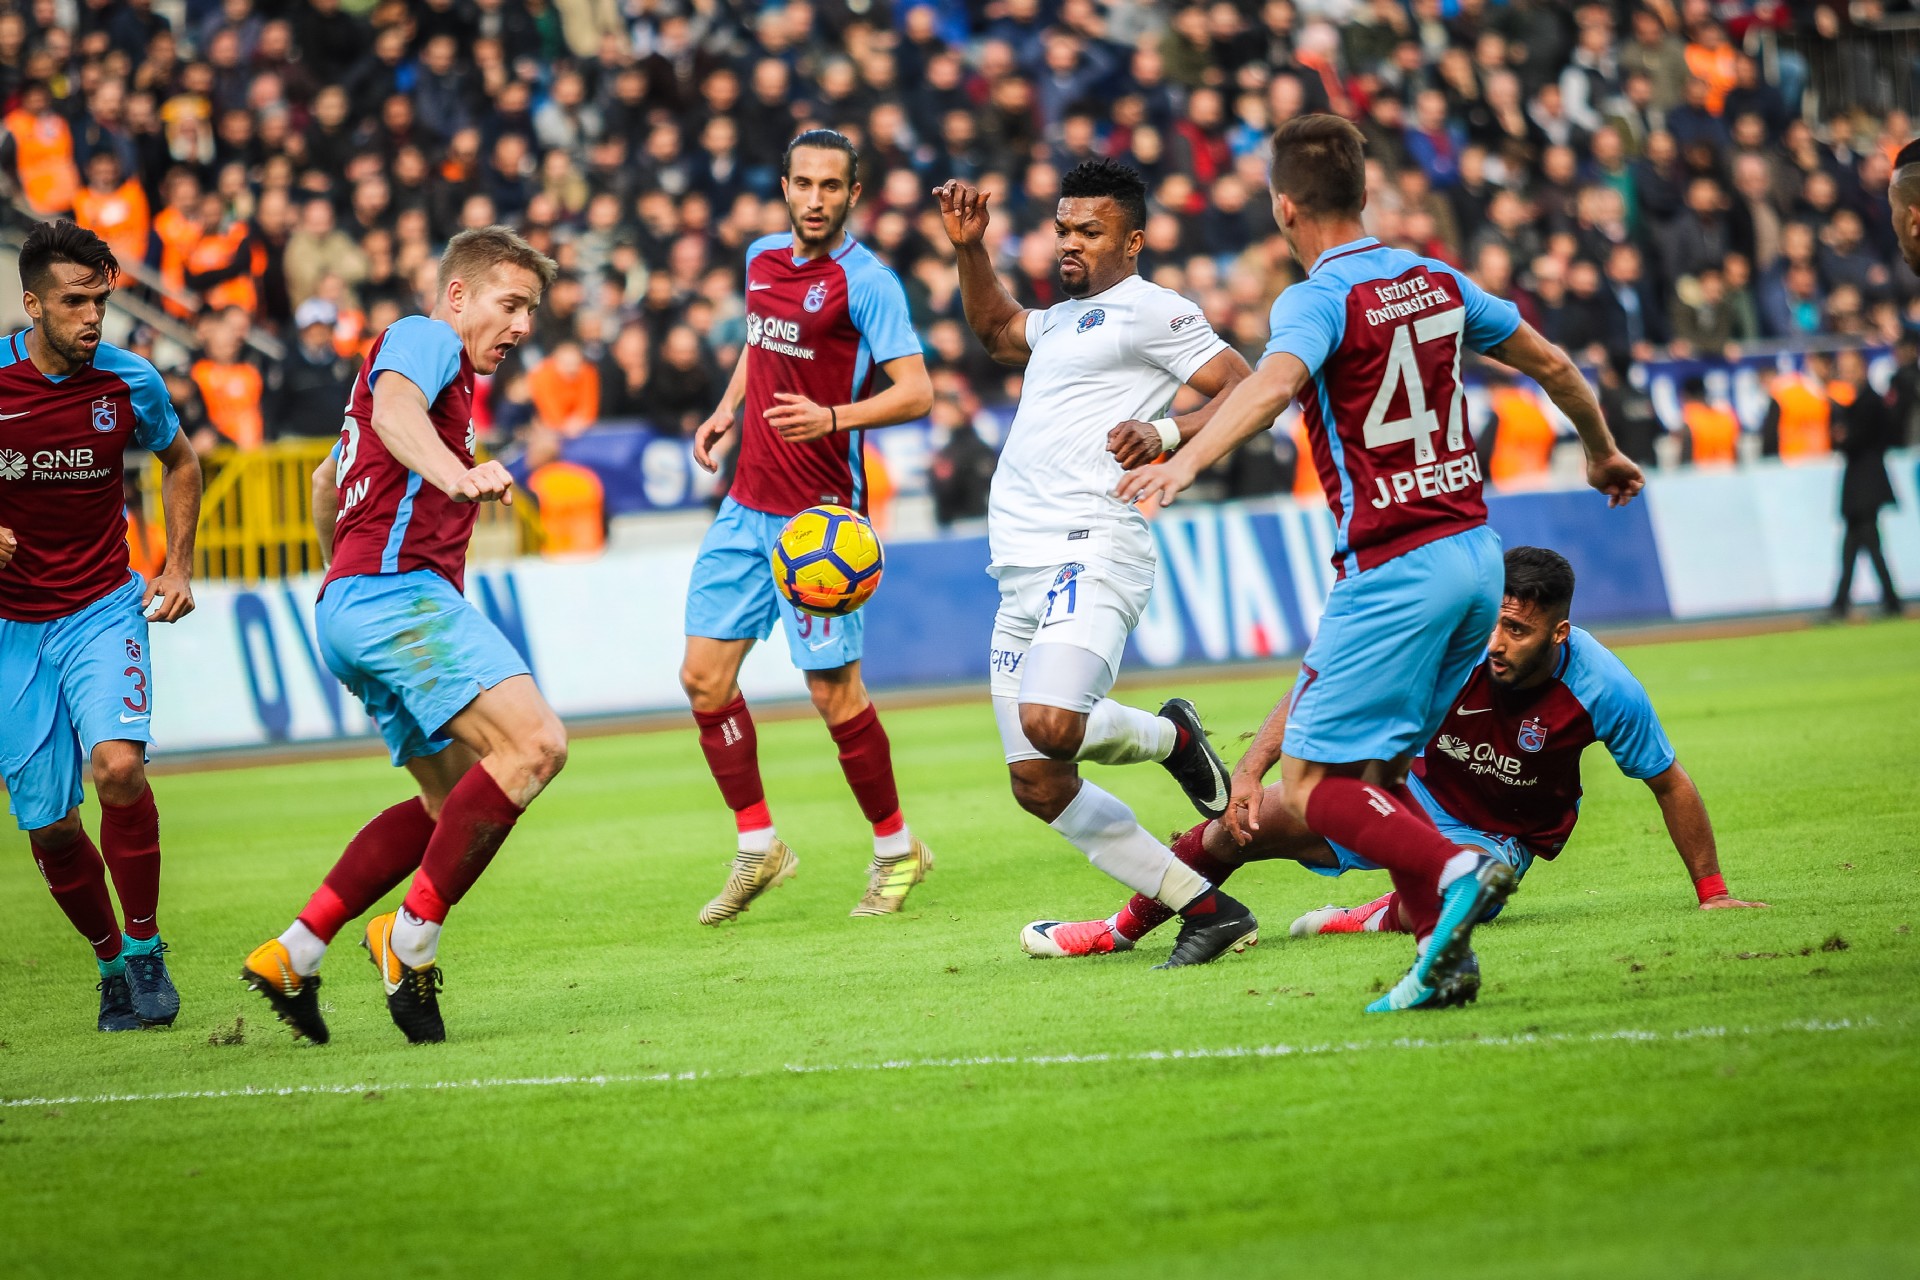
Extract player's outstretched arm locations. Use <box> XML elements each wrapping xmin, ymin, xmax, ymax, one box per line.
<box><xmin>935</xmin><ymin>180</ymin><xmax>1032</xmax><ymax>367</ymax></box>
<box><xmin>1481</xmin><ymin>323</ymin><xmax>1644</xmax><ymax>508</ymax></box>
<box><xmin>371</xmin><ymin>372</ymin><xmax>512</xmax><ymax>503</ymax></box>
<box><xmin>142</xmin><ymin>432</ymin><xmax>201</xmax><ymax>623</ymax></box>
<box><xmin>311</xmin><ymin>454</ymin><xmax>340</xmax><ymax>565</ymax></box>
<box><xmin>1224</xmin><ymin>693</ymin><xmax>1293</xmax><ymax>847</ymax></box>
<box><xmin>1113</xmin><ymin>352</ymin><xmax>1309</xmax><ymax>507</ymax></box>
<box><xmin>693</xmin><ymin>344</ymin><xmax>749</xmax><ymax>473</ymax></box>
<box><xmin>1107</xmin><ymin>348</ymin><xmax>1254</xmax><ymax>468</ymax></box>
<box><xmin>1644</xmin><ymin>763</ymin><xmax>1768</xmax><ymax>910</ymax></box>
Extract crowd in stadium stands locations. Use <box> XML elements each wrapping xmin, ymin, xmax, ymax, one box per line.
<box><xmin>5</xmin><ymin>0</ymin><xmax>1920</xmax><ymax>522</ymax></box>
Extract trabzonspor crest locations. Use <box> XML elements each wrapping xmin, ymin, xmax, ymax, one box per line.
<box><xmin>91</xmin><ymin>396</ymin><xmax>117</xmax><ymax>432</ymax></box>
<box><xmin>1517</xmin><ymin>717</ymin><xmax>1548</xmax><ymax>753</ymax></box>
<box><xmin>804</xmin><ymin>281</ymin><xmax>829</xmax><ymax>313</ymax></box>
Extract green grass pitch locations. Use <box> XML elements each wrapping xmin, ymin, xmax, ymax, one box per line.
<box><xmin>2</xmin><ymin>621</ymin><xmax>1916</xmax><ymax>1278</ymax></box>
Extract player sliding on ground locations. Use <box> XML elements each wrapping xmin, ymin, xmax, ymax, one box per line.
<box><xmin>1116</xmin><ymin>115</ymin><xmax>1647</xmax><ymax>1010</ymax></box>
<box><xmin>0</xmin><ymin>221</ymin><xmax>200</xmax><ymax>1032</ymax></box>
<box><xmin>243</xmin><ymin>227</ymin><xmax>568</xmax><ymax>1044</ymax></box>
<box><xmin>1027</xmin><ymin>546</ymin><xmax>1767</xmax><ymax>960</ymax></box>
<box><xmin>682</xmin><ymin>130</ymin><xmax>937</xmax><ymax>924</ymax></box>
<box><xmin>937</xmin><ymin>159</ymin><xmax>1265</xmax><ymax>968</ymax></box>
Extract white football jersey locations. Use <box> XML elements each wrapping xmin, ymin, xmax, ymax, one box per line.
<box><xmin>988</xmin><ymin>273</ymin><xmax>1229</xmax><ymax>571</ymax></box>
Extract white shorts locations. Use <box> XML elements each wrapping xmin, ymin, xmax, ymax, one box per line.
<box><xmin>989</xmin><ymin>559</ymin><xmax>1153</xmax><ymax>763</ymax></box>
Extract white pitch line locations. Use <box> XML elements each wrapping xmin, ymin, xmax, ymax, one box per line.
<box><xmin>0</xmin><ymin>1016</ymin><xmax>1876</xmax><ymax>1110</ymax></box>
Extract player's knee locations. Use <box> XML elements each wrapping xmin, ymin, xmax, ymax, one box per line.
<box><xmin>1008</xmin><ymin>767</ymin><xmax>1073</xmax><ymax>822</ymax></box>
<box><xmin>92</xmin><ymin>754</ymin><xmax>147</xmax><ymax>806</ymax></box>
<box><xmin>28</xmin><ymin>811</ymin><xmax>85</xmax><ymax>852</ymax></box>
<box><xmin>679</xmin><ymin>662</ymin><xmax>731</xmax><ymax>711</ymax></box>
<box><xmin>522</xmin><ymin>723</ymin><xmax>569</xmax><ymax>785</ymax></box>
<box><xmin>1018</xmin><ymin>704</ymin><xmax>1083</xmax><ymax>760</ymax></box>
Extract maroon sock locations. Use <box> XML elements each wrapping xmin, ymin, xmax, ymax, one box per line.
<box><xmin>32</xmin><ymin>830</ymin><xmax>123</xmax><ymax>960</ymax></box>
<box><xmin>828</xmin><ymin>703</ymin><xmax>901</xmax><ymax>827</ymax></box>
<box><xmin>400</xmin><ymin>766</ymin><xmax>522</xmax><ymax>923</ymax></box>
<box><xmin>1171</xmin><ymin>821</ymin><xmax>1239</xmax><ymax>885</ymax></box>
<box><xmin>1377</xmin><ymin>891</ymin><xmax>1413</xmax><ymax>933</ymax></box>
<box><xmin>298</xmin><ymin>798</ymin><xmax>438</xmax><ymax>942</ymax></box>
<box><xmin>98</xmin><ymin>785</ymin><xmax>162</xmax><ymax>940</ymax></box>
<box><xmin>1303</xmin><ymin>778</ymin><xmax>1453</xmax><ymax>937</ymax></box>
<box><xmin>693</xmin><ymin>695</ymin><xmax>769</xmax><ymax>819</ymax></box>
<box><xmin>1112</xmin><ymin>895</ymin><xmax>1173</xmax><ymax>941</ymax></box>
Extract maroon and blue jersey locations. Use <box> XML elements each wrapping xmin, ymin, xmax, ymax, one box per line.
<box><xmin>1413</xmin><ymin>626</ymin><xmax>1676</xmax><ymax>859</ymax></box>
<box><xmin>323</xmin><ymin>316</ymin><xmax>477</xmax><ymax>596</ymax></box>
<box><xmin>1265</xmin><ymin>237</ymin><xmax>1521</xmax><ymax>578</ymax></box>
<box><xmin>0</xmin><ymin>332</ymin><xmax>179</xmax><ymax>622</ymax></box>
<box><xmin>731</xmin><ymin>232</ymin><xmax>920</xmax><ymax>518</ymax></box>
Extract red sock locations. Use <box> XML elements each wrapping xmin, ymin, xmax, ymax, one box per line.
<box><xmin>1112</xmin><ymin>895</ymin><xmax>1173</xmax><ymax>941</ymax></box>
<box><xmin>828</xmin><ymin>704</ymin><xmax>900</xmax><ymax>826</ymax></box>
<box><xmin>693</xmin><ymin>695</ymin><xmax>769</xmax><ymax>824</ymax></box>
<box><xmin>298</xmin><ymin>798</ymin><xmax>438</xmax><ymax>942</ymax></box>
<box><xmin>1171</xmin><ymin>821</ymin><xmax>1239</xmax><ymax>885</ymax></box>
<box><xmin>400</xmin><ymin>766</ymin><xmax>522</xmax><ymax>924</ymax></box>
<box><xmin>31</xmin><ymin>830</ymin><xmax>123</xmax><ymax>960</ymax></box>
<box><xmin>98</xmin><ymin>785</ymin><xmax>162</xmax><ymax>940</ymax></box>
<box><xmin>1303</xmin><ymin>778</ymin><xmax>1454</xmax><ymax>937</ymax></box>
<box><xmin>1375</xmin><ymin>891</ymin><xmax>1412</xmax><ymax>933</ymax></box>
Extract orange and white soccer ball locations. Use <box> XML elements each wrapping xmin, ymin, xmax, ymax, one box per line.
<box><xmin>770</xmin><ymin>505</ymin><xmax>885</xmax><ymax>617</ymax></box>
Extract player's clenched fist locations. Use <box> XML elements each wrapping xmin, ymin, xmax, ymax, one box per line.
<box><xmin>1107</xmin><ymin>420</ymin><xmax>1167</xmax><ymax>469</ymax></box>
<box><xmin>0</xmin><ymin>524</ymin><xmax>15</xmax><ymax>569</ymax></box>
<box><xmin>934</xmin><ymin>180</ymin><xmax>992</xmax><ymax>246</ymax></box>
<box><xmin>449</xmin><ymin>460</ymin><xmax>514</xmax><ymax>504</ymax></box>
<box><xmin>1586</xmin><ymin>449</ymin><xmax>1645</xmax><ymax>508</ymax></box>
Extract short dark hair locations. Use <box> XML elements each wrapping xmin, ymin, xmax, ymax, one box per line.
<box><xmin>1270</xmin><ymin>114</ymin><xmax>1367</xmax><ymax>217</ymax></box>
<box><xmin>1058</xmin><ymin>157</ymin><xmax>1148</xmax><ymax>232</ymax></box>
<box><xmin>1504</xmin><ymin>546</ymin><xmax>1575</xmax><ymax>619</ymax></box>
<box><xmin>1894</xmin><ymin>138</ymin><xmax>1920</xmax><ymax>205</ymax></box>
<box><xmin>1895</xmin><ymin>138</ymin><xmax>1920</xmax><ymax>169</ymax></box>
<box><xmin>19</xmin><ymin>220</ymin><xmax>119</xmax><ymax>295</ymax></box>
<box><xmin>783</xmin><ymin>128</ymin><xmax>858</xmax><ymax>182</ymax></box>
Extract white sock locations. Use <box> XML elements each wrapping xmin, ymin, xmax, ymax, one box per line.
<box><xmin>1074</xmin><ymin>699</ymin><xmax>1178</xmax><ymax>766</ymax></box>
<box><xmin>738</xmin><ymin>825</ymin><xmax>776</xmax><ymax>855</ymax></box>
<box><xmin>1439</xmin><ymin>849</ymin><xmax>1479</xmax><ymax>890</ymax></box>
<box><xmin>874</xmin><ymin>823</ymin><xmax>913</xmax><ymax>860</ymax></box>
<box><xmin>1155</xmin><ymin>858</ymin><xmax>1211</xmax><ymax>913</ymax></box>
<box><xmin>278</xmin><ymin>920</ymin><xmax>327</xmax><ymax>977</ymax></box>
<box><xmin>389</xmin><ymin>907</ymin><xmax>442</xmax><ymax>969</ymax></box>
<box><xmin>1048</xmin><ymin>781</ymin><xmax>1176</xmax><ymax>897</ymax></box>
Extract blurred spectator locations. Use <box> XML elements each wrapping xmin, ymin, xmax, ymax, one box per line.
<box><xmin>71</xmin><ymin>150</ymin><xmax>149</xmax><ymax>272</ymax></box>
<box><xmin>190</xmin><ymin>308</ymin><xmax>264</xmax><ymax>451</ymax></box>
<box><xmin>284</xmin><ymin>196</ymin><xmax>366</xmax><ymax>308</ymax></box>
<box><xmin>3</xmin><ymin>80</ymin><xmax>78</xmax><ymax>215</ymax></box>
<box><xmin>528</xmin><ymin>339</ymin><xmax>600</xmax><ymax>437</ymax></box>
<box><xmin>927</xmin><ymin>372</ymin><xmax>995</xmax><ymax>527</ymax></box>
<box><xmin>646</xmin><ymin>325</ymin><xmax>719</xmax><ymax>434</ymax></box>
<box><xmin>1484</xmin><ymin>374</ymin><xmax>1557</xmax><ymax>487</ymax></box>
<box><xmin>1828</xmin><ymin>347</ymin><xmax>1902</xmax><ymax>619</ymax></box>
<box><xmin>1677</xmin><ymin>376</ymin><xmax>1739</xmax><ymax>468</ymax></box>
<box><xmin>1763</xmin><ymin>355</ymin><xmax>1835</xmax><ymax>463</ymax></box>
<box><xmin>1597</xmin><ymin>352</ymin><xmax>1664</xmax><ymax>470</ymax></box>
<box><xmin>1889</xmin><ymin>334</ymin><xmax>1920</xmax><ymax>447</ymax></box>
<box><xmin>523</xmin><ymin>429</ymin><xmax>607</xmax><ymax>556</ymax></box>
<box><xmin>597</xmin><ymin>325</ymin><xmax>655</xmax><ymax>421</ymax></box>
<box><xmin>267</xmin><ymin>298</ymin><xmax>359</xmax><ymax>440</ymax></box>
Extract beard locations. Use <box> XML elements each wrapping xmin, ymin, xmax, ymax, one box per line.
<box><xmin>792</xmin><ymin>207</ymin><xmax>848</xmax><ymax>247</ymax></box>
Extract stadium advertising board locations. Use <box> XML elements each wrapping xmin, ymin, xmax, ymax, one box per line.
<box><xmin>149</xmin><ymin>453</ymin><xmax>1919</xmax><ymax>755</ymax></box>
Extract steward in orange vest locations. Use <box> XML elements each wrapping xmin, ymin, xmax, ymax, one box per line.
<box><xmin>1678</xmin><ymin>378</ymin><xmax>1739</xmax><ymax>466</ymax></box>
<box><xmin>1764</xmin><ymin>363</ymin><xmax>1834</xmax><ymax>462</ymax></box>
<box><xmin>153</xmin><ymin>171</ymin><xmax>204</xmax><ymax>319</ymax></box>
<box><xmin>182</xmin><ymin>193</ymin><xmax>263</xmax><ymax>316</ymax></box>
<box><xmin>2</xmin><ymin>83</ymin><xmax>79</xmax><ymax>215</ymax></box>
<box><xmin>72</xmin><ymin>152</ymin><xmax>151</xmax><ymax>271</ymax></box>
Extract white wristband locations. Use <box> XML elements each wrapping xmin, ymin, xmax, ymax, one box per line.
<box><xmin>1152</xmin><ymin>418</ymin><xmax>1181</xmax><ymax>453</ymax></box>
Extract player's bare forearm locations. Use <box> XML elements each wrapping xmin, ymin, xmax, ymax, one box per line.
<box><xmin>837</xmin><ymin>354</ymin><xmax>933</xmax><ymax>430</ymax></box>
<box><xmin>311</xmin><ymin>456</ymin><xmax>339</xmax><ymax>565</ymax></box>
<box><xmin>1223</xmin><ymin>696</ymin><xmax>1291</xmax><ymax>845</ymax></box>
<box><xmin>1114</xmin><ymin>353</ymin><xmax>1305</xmax><ymax>505</ymax></box>
<box><xmin>370</xmin><ymin>374</ymin><xmax>471</xmax><ymax>495</ymax></box>
<box><xmin>1173</xmin><ymin>348</ymin><xmax>1255</xmax><ymax>442</ymax></box>
<box><xmin>155</xmin><ymin>434</ymin><xmax>202</xmax><ymax>573</ymax></box>
<box><xmin>1647</xmin><ymin>763</ymin><xmax>1763</xmax><ymax>907</ymax></box>
<box><xmin>716</xmin><ymin>344</ymin><xmax>750</xmax><ymax>419</ymax></box>
<box><xmin>953</xmin><ymin>241</ymin><xmax>1031</xmax><ymax>366</ymax></box>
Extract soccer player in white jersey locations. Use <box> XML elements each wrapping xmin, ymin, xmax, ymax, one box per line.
<box><xmin>936</xmin><ymin>159</ymin><xmax>1264</xmax><ymax>968</ymax></box>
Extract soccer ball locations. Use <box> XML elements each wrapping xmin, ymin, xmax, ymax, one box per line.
<box><xmin>771</xmin><ymin>505</ymin><xmax>885</xmax><ymax>617</ymax></box>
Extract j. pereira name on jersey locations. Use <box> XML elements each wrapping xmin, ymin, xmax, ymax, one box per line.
<box><xmin>746</xmin><ymin>313</ymin><xmax>815</xmax><ymax>361</ymax></box>
<box><xmin>0</xmin><ymin>447</ymin><xmax>112</xmax><ymax>482</ymax></box>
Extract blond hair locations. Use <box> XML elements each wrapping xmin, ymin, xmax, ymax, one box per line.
<box><xmin>437</xmin><ymin>225</ymin><xmax>558</xmax><ymax>298</ymax></box>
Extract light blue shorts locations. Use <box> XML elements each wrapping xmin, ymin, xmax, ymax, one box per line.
<box><xmin>0</xmin><ymin>573</ymin><xmax>153</xmax><ymax>830</ymax></box>
<box><xmin>685</xmin><ymin>496</ymin><xmax>864</xmax><ymax>671</ymax></box>
<box><xmin>317</xmin><ymin>570</ymin><xmax>529</xmax><ymax>766</ymax></box>
<box><xmin>1284</xmin><ymin>525</ymin><xmax>1502</xmax><ymax>764</ymax></box>
<box><xmin>1319</xmin><ymin>772</ymin><xmax>1533</xmax><ymax>919</ymax></box>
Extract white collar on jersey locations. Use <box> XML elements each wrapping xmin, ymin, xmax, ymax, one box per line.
<box><xmin>1308</xmin><ymin>237</ymin><xmax>1383</xmax><ymax>276</ymax></box>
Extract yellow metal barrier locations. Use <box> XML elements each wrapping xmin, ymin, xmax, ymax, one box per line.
<box><xmin>137</xmin><ymin>441</ymin><xmax>545</xmax><ymax>584</ymax></box>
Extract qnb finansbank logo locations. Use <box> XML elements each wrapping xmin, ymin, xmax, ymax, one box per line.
<box><xmin>0</xmin><ymin>448</ymin><xmax>24</xmax><ymax>480</ymax></box>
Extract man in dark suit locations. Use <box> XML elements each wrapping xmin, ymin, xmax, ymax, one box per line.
<box><xmin>1829</xmin><ymin>348</ymin><xmax>1902</xmax><ymax>621</ymax></box>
